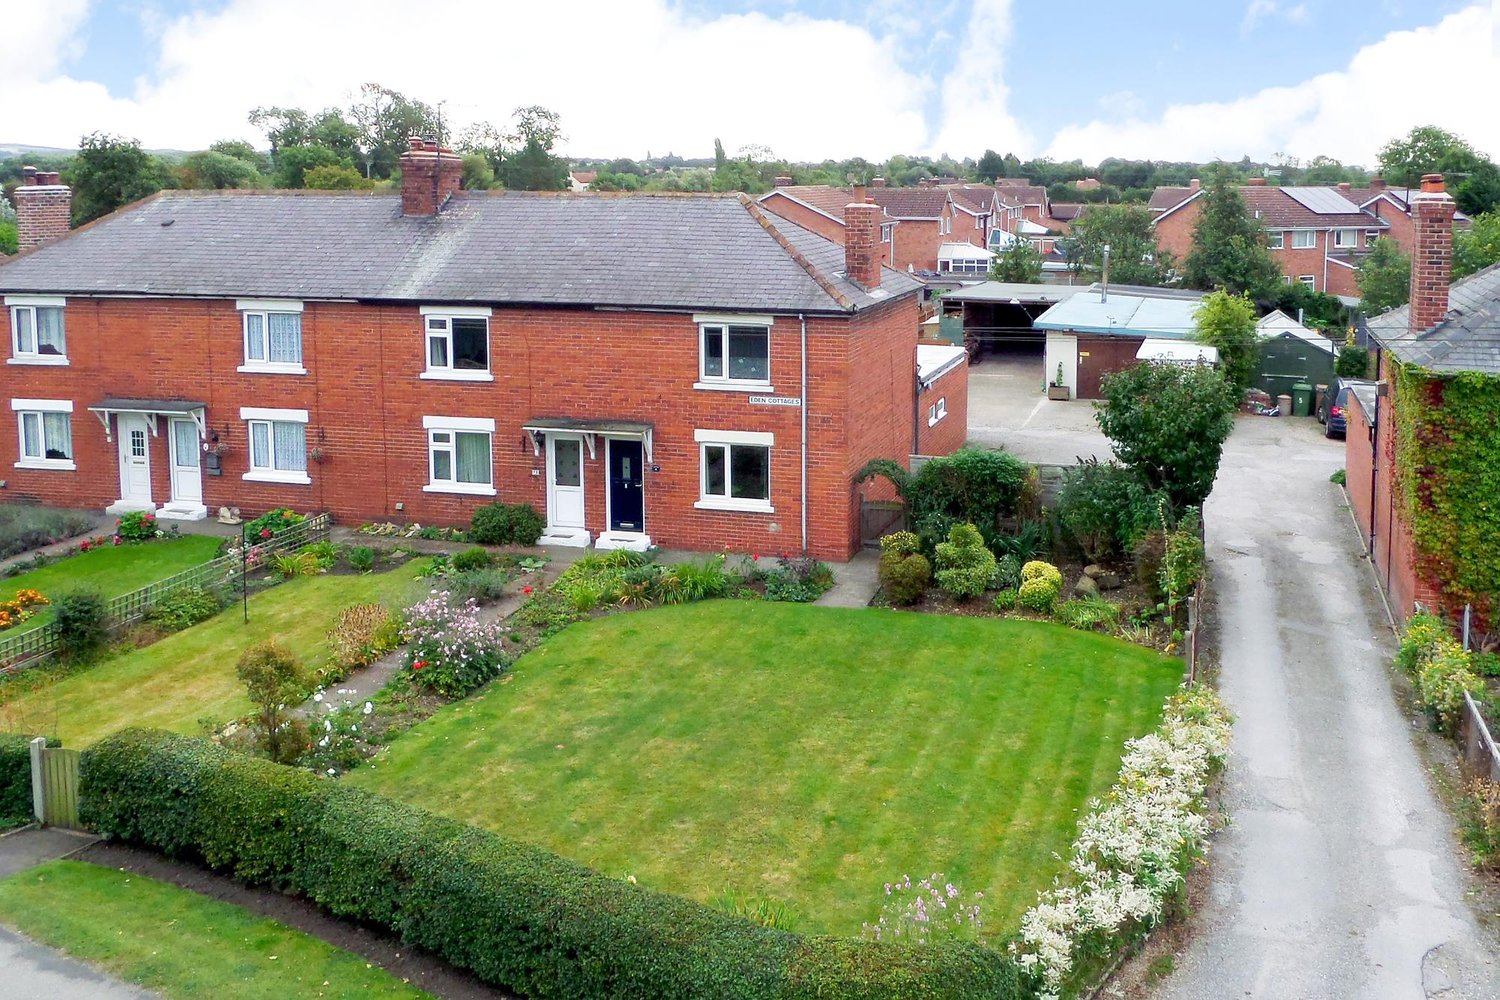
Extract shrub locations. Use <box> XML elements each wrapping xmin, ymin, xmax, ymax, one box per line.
<box><xmin>328</xmin><ymin>603</ymin><xmax>400</xmax><ymax>674</ymax></box>
<box><xmin>272</xmin><ymin>550</ymin><xmax>319</xmax><ymax>579</ymax></box>
<box><xmin>1017</xmin><ymin>562</ymin><xmax>1063</xmax><ymax>614</ymax></box>
<box><xmin>992</xmin><ymin>520</ymin><xmax>1050</xmax><ymax>566</ymax></box>
<box><xmin>1160</xmin><ymin>514</ymin><xmax>1205</xmax><ymax>609</ymax></box>
<box><xmin>235</xmin><ymin>642</ymin><xmax>309</xmax><ymax>765</ymax></box>
<box><xmin>1461</xmin><ymin>777</ymin><xmax>1500</xmax><ymax>871</ymax></box>
<box><xmin>80</xmin><ymin>729</ymin><xmax>1027</xmax><ymax>1000</ymax></box>
<box><xmin>992</xmin><ymin>554</ymin><xmax>1022</xmax><ymax>591</ymax></box>
<box><xmin>1417</xmin><ymin>639</ymin><xmax>1483</xmax><ymax>734</ymax></box>
<box><xmin>763</xmin><ymin>556</ymin><xmax>835</xmax><ymax>604</ymax></box>
<box><xmin>243</xmin><ymin>507</ymin><xmax>304</xmax><ymax>542</ymax></box>
<box><xmin>1336</xmin><ymin>344</ymin><xmax>1370</xmax><ymax>379</ymax></box>
<box><xmin>452</xmin><ymin>546</ymin><xmax>494</xmax><ymax>572</ymax></box>
<box><xmin>345</xmin><ymin>545</ymin><xmax>377</xmax><ymax>573</ymax></box>
<box><xmin>1</xmin><ymin>733</ymin><xmax>57</xmax><ymax>829</ymax></box>
<box><xmin>144</xmin><ymin>585</ymin><xmax>224</xmax><ymax>632</ymax></box>
<box><xmin>402</xmin><ymin>592</ymin><xmax>510</xmax><ymax>697</ymax></box>
<box><xmin>299</xmin><ymin>540</ymin><xmax>339</xmax><ymax>571</ymax></box>
<box><xmin>993</xmin><ymin>588</ymin><xmax>1018</xmax><ymax>612</ymax></box>
<box><xmin>1056</xmin><ymin>597</ymin><xmax>1121</xmax><ymax>632</ymax></box>
<box><xmin>114</xmin><ymin>510</ymin><xmax>159</xmax><ymax>542</ymax></box>
<box><xmin>908</xmin><ymin>447</ymin><xmax>1031</xmax><ymax>533</ymax></box>
<box><xmin>933</xmin><ymin>523</ymin><xmax>998</xmax><ymax>600</ymax></box>
<box><xmin>671</xmin><ymin>556</ymin><xmax>732</xmax><ymax>602</ymax></box>
<box><xmin>470</xmin><ymin>503</ymin><xmax>545</xmax><ymax>546</ymax></box>
<box><xmin>1330</xmin><ymin>469</ymin><xmax>1347</xmax><ymax>486</ymax></box>
<box><xmin>448</xmin><ymin>568</ymin><xmax>514</xmax><ymax>604</ymax></box>
<box><xmin>1397</xmin><ymin>612</ymin><xmax>1449</xmax><ymax>674</ymax></box>
<box><xmin>50</xmin><ymin>589</ymin><xmax>110</xmax><ymax>661</ymax></box>
<box><xmin>879</xmin><ymin>548</ymin><xmax>932</xmax><ymax>606</ymax></box>
<box><xmin>1021</xmin><ymin>560</ymin><xmax>1063</xmax><ymax>588</ymax></box>
<box><xmin>0</xmin><ymin>504</ymin><xmax>96</xmax><ymax>559</ymax></box>
<box><xmin>1055</xmin><ymin>460</ymin><xmax>1159</xmax><ymax>563</ymax></box>
<box><xmin>1132</xmin><ymin>530</ymin><xmax>1168</xmax><ymax>595</ymax></box>
<box><xmin>879</xmin><ymin>531</ymin><xmax>921</xmax><ymax>557</ymax></box>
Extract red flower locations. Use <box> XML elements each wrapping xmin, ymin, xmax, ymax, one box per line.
<box><xmin>112</xmin><ymin>535</ymin><xmax>123</xmax><ymax>546</ymax></box>
<box><xmin>259</xmin><ymin>528</ymin><xmax>272</xmax><ymax>540</ymax></box>
<box><xmin>412</xmin><ymin>660</ymin><xmax>427</xmax><ymax>671</ymax></box>
<box><xmin>522</xmin><ymin>586</ymin><xmax>534</xmax><ymax>595</ymax></box>
<box><xmin>752</xmin><ymin>554</ymin><xmax>760</xmax><ymax>562</ymax></box>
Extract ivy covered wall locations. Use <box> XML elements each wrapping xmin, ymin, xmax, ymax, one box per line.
<box><xmin>1393</xmin><ymin>363</ymin><xmax>1500</xmax><ymax>621</ymax></box>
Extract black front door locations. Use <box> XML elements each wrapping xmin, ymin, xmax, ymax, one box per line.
<box><xmin>608</xmin><ymin>440</ymin><xmax>645</xmax><ymax>532</ymax></box>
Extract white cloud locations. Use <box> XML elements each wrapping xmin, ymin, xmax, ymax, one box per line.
<box><xmin>0</xmin><ymin>0</ymin><xmax>933</xmax><ymax>161</ymax></box>
<box><xmin>926</xmin><ymin>0</ymin><xmax>1029</xmax><ymax>158</ymax></box>
<box><xmin>1046</xmin><ymin>5</ymin><xmax>1500</xmax><ymax>166</ymax></box>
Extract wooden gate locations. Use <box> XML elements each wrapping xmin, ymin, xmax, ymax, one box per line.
<box><xmin>29</xmin><ymin>738</ymin><xmax>82</xmax><ymax>830</ymax></box>
<box><xmin>860</xmin><ymin>500</ymin><xmax>906</xmax><ymax>548</ymax></box>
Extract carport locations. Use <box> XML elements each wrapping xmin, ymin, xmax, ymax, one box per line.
<box><xmin>941</xmin><ymin>282</ymin><xmax>1078</xmax><ymax>362</ymax></box>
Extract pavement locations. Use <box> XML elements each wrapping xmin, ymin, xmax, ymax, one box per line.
<box><xmin>0</xmin><ymin>827</ymin><xmax>157</xmax><ymax>1000</ymax></box>
<box><xmin>965</xmin><ymin>352</ymin><xmax>1114</xmax><ymax>464</ymax></box>
<box><xmin>813</xmin><ymin>548</ymin><xmax>879</xmax><ymax>607</ymax></box>
<box><xmin>1153</xmin><ymin>415</ymin><xmax>1500</xmax><ymax>998</ymax></box>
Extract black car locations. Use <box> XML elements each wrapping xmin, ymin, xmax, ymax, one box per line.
<box><xmin>1316</xmin><ymin>380</ymin><xmax>1351</xmax><ymax>439</ymax></box>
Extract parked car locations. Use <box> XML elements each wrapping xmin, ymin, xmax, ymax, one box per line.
<box><xmin>1317</xmin><ymin>380</ymin><xmax>1351</xmax><ymax>439</ymax></box>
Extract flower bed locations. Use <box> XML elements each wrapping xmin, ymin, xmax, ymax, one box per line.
<box><xmin>1012</xmin><ymin>686</ymin><xmax>1231</xmax><ymax>999</ymax></box>
<box><xmin>0</xmin><ymin>589</ymin><xmax>48</xmax><ymax>633</ymax></box>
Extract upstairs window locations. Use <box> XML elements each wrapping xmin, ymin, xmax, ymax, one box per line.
<box><xmin>1366</xmin><ymin>230</ymin><xmax>1381</xmax><ymax>244</ymax></box>
<box><xmin>1291</xmin><ymin>230</ymin><xmax>1316</xmax><ymax>249</ymax></box>
<box><xmin>1265</xmin><ymin>231</ymin><xmax>1285</xmax><ymax>250</ymax></box>
<box><xmin>12</xmin><ymin>399</ymin><xmax>74</xmax><ymax>470</ymax></box>
<box><xmin>7</xmin><ymin>297</ymin><xmax>67</xmax><ymax>364</ymax></box>
<box><xmin>699</xmin><ymin>322</ymin><xmax>770</xmax><ymax>386</ymax></box>
<box><xmin>238</xmin><ymin>300</ymin><xmax>304</xmax><ymax>373</ymax></box>
<box><xmin>422</xmin><ymin>307</ymin><xmax>493</xmax><ymax>381</ymax></box>
<box><xmin>881</xmin><ymin>223</ymin><xmax>894</xmax><ymax>244</ymax></box>
<box><xmin>1333</xmin><ymin>229</ymin><xmax>1358</xmax><ymax>249</ymax></box>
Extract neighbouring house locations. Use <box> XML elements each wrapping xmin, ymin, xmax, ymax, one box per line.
<box><xmin>943</xmin><ymin>184</ymin><xmax>1014</xmax><ymax>249</ymax></box>
<box><xmin>1033</xmin><ymin>285</ymin><xmax>1206</xmax><ymax>399</ymax></box>
<box><xmin>567</xmin><ymin>171</ymin><xmax>597</xmax><ymax>192</ymax></box>
<box><xmin>0</xmin><ymin>141</ymin><xmax>953</xmax><ymax>562</ymax></box>
<box><xmin>758</xmin><ymin>183</ymin><xmax>956</xmax><ymax>273</ymax></box>
<box><xmin>915</xmin><ymin>342</ymin><xmax>969</xmax><ymax>457</ymax></box>
<box><xmin>1346</xmin><ymin>173</ymin><xmax>1498</xmax><ymax>621</ymax></box>
<box><xmin>1255</xmin><ymin>308</ymin><xmax>1337</xmax><ymax>400</ymax></box>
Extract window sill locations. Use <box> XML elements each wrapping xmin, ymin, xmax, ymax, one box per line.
<box><xmin>7</xmin><ymin>356</ymin><xmax>69</xmax><ymax>367</ymax></box>
<box><xmin>927</xmin><ymin>417</ymin><xmax>943</xmax><ymax>427</ymax></box>
<box><xmin>693</xmin><ymin>381</ymin><xmax>775</xmax><ymax>394</ymax></box>
<box><xmin>695</xmin><ymin>498</ymin><xmax>774</xmax><ymax>514</ymax></box>
<box><xmin>420</xmin><ymin>371</ymin><xmax>495</xmax><ymax>383</ymax></box>
<box><xmin>238</xmin><ymin>364</ymin><xmax>308</xmax><ymax>376</ymax></box>
<box><xmin>243</xmin><ymin>471</ymin><xmax>312</xmax><ymax>486</ymax></box>
<box><xmin>423</xmin><ymin>482</ymin><xmax>498</xmax><ymax>497</ymax></box>
<box><xmin>14</xmin><ymin>459</ymin><xmax>76</xmax><ymax>471</ymax></box>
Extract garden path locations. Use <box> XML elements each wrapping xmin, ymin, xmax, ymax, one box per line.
<box><xmin>813</xmin><ymin>548</ymin><xmax>880</xmax><ymax>608</ymax></box>
<box><xmin>1152</xmin><ymin>416</ymin><xmax>1499</xmax><ymax>998</ymax></box>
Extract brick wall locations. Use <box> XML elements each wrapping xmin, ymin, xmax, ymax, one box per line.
<box><xmin>1153</xmin><ymin>201</ymin><xmax>1199</xmax><ymax>265</ymax></box>
<box><xmin>758</xmin><ymin>193</ymin><xmax>847</xmax><ymax>246</ymax></box>
<box><xmin>890</xmin><ymin>218</ymin><xmax>941</xmax><ymax>272</ymax></box>
<box><xmin>915</xmin><ymin>361</ymin><xmax>968</xmax><ymax>456</ymax></box>
<box><xmin>1</xmin><ymin>294</ymin><xmax>920</xmax><ymax>561</ymax></box>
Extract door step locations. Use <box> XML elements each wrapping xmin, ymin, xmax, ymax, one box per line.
<box><xmin>155</xmin><ymin>504</ymin><xmax>209</xmax><ymax>522</ymax></box>
<box><xmin>595</xmin><ymin>531</ymin><xmax>652</xmax><ymax>553</ymax></box>
<box><xmin>539</xmin><ymin>526</ymin><xmax>592</xmax><ymax>548</ymax></box>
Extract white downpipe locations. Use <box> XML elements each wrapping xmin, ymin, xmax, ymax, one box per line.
<box><xmin>799</xmin><ymin>312</ymin><xmax>809</xmax><ymax>555</ymax></box>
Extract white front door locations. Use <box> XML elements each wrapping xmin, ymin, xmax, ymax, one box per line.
<box><xmin>168</xmin><ymin>418</ymin><xmax>203</xmax><ymax>507</ymax></box>
<box><xmin>547</xmin><ymin>435</ymin><xmax>585</xmax><ymax>529</ymax></box>
<box><xmin>117</xmin><ymin>414</ymin><xmax>153</xmax><ymax>507</ymax></box>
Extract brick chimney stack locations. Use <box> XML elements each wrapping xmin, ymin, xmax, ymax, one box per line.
<box><xmin>1369</xmin><ymin>177</ymin><xmax>1387</xmax><ymax>193</ymax></box>
<box><xmin>773</xmin><ymin>175</ymin><xmax>793</xmax><ymax>187</ymax></box>
<box><xmin>13</xmin><ymin>165</ymin><xmax>72</xmax><ymax>252</ymax></box>
<box><xmin>1188</xmin><ymin>177</ymin><xmax>1200</xmax><ymax>192</ymax></box>
<box><xmin>845</xmin><ymin>195</ymin><xmax>882</xmax><ymax>290</ymax></box>
<box><xmin>1409</xmin><ymin>173</ymin><xmax>1456</xmax><ymax>336</ymax></box>
<box><xmin>399</xmin><ymin>137</ymin><xmax>464</xmax><ymax>217</ymax></box>
<box><xmin>871</xmin><ymin>177</ymin><xmax>887</xmax><ymax>188</ymax></box>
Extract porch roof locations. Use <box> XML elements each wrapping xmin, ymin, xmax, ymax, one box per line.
<box><xmin>88</xmin><ymin>398</ymin><xmax>206</xmax><ymax>414</ymax></box>
<box><xmin>521</xmin><ymin>417</ymin><xmax>652</xmax><ymax>436</ymax></box>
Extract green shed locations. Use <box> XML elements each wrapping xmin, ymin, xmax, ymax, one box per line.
<box><xmin>1254</xmin><ymin>310</ymin><xmax>1337</xmax><ymax>401</ymax></box>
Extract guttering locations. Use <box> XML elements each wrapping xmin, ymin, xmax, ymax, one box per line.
<box><xmin>799</xmin><ymin>312</ymin><xmax>809</xmax><ymax>555</ymax></box>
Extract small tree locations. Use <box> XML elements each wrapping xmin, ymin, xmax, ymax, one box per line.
<box><xmin>1357</xmin><ymin>239</ymin><xmax>1411</xmax><ymax>315</ymax></box>
<box><xmin>988</xmin><ymin>241</ymin><xmax>1044</xmax><ymax>283</ymax></box>
<box><xmin>1192</xmin><ymin>289</ymin><xmax>1259</xmax><ymax>395</ymax></box>
<box><xmin>236</xmin><ymin>642</ymin><xmax>309</xmax><ymax>765</ymax></box>
<box><xmin>303</xmin><ymin>164</ymin><xmax>368</xmax><ymax>190</ymax></box>
<box><xmin>50</xmin><ymin>590</ymin><xmax>110</xmax><ymax>662</ymax></box>
<box><xmin>1454</xmin><ymin>212</ymin><xmax>1500</xmax><ymax>280</ymax></box>
<box><xmin>1182</xmin><ymin>165</ymin><xmax>1282</xmax><ymax>298</ymax></box>
<box><xmin>71</xmin><ymin>132</ymin><xmax>167</xmax><ymax>226</ymax></box>
<box><xmin>1096</xmin><ymin>363</ymin><xmax>1237</xmax><ymax>511</ymax></box>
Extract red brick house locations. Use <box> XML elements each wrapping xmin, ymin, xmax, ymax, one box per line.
<box><xmin>0</xmin><ymin>143</ymin><xmax>956</xmax><ymax>561</ymax></box>
<box><xmin>1345</xmin><ymin>174</ymin><xmax>1497</xmax><ymax>620</ymax></box>
<box><xmin>758</xmin><ymin>183</ymin><xmax>956</xmax><ymax>273</ymax></box>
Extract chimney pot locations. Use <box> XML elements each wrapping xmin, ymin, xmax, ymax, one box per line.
<box><xmin>408</xmin><ymin>136</ymin><xmax>425</xmax><ymax>151</ymax></box>
<box><xmin>1188</xmin><ymin>177</ymin><xmax>1200</xmax><ymax>191</ymax></box>
<box><xmin>773</xmin><ymin>175</ymin><xmax>793</xmax><ymax>187</ymax></box>
<box><xmin>20</xmin><ymin>166</ymin><xmax>38</xmax><ymax>186</ymax></box>
<box><xmin>1420</xmin><ymin>172</ymin><xmax>1446</xmax><ymax>194</ymax></box>
<box><xmin>1337</xmin><ymin>182</ymin><xmax>1351</xmax><ymax>192</ymax></box>
<box><xmin>1369</xmin><ymin>177</ymin><xmax>1387</xmax><ymax>192</ymax></box>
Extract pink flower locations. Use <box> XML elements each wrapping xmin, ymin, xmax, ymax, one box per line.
<box><xmin>259</xmin><ymin>528</ymin><xmax>272</xmax><ymax>540</ymax></box>
<box><xmin>752</xmin><ymin>554</ymin><xmax>760</xmax><ymax>562</ymax></box>
<box><xmin>112</xmin><ymin>535</ymin><xmax>122</xmax><ymax>546</ymax></box>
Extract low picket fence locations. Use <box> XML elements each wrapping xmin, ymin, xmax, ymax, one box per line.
<box><xmin>0</xmin><ymin>513</ymin><xmax>331</xmax><ymax>671</ymax></box>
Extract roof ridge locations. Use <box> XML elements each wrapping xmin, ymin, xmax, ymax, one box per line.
<box><xmin>739</xmin><ymin>193</ymin><xmax>854</xmax><ymax>312</ymax></box>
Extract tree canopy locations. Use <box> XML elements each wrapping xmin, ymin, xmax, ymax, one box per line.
<box><xmin>1356</xmin><ymin>239</ymin><xmax>1411</xmax><ymax>315</ymax></box>
<box><xmin>70</xmin><ymin>132</ymin><xmax>169</xmax><ymax>226</ymax></box>
<box><xmin>1192</xmin><ymin>290</ymin><xmax>1259</xmax><ymax>395</ymax></box>
<box><xmin>1378</xmin><ymin>125</ymin><xmax>1500</xmax><ymax>217</ymax></box>
<box><xmin>1065</xmin><ymin>204</ymin><xmax>1172</xmax><ymax>285</ymax></box>
<box><xmin>1182</xmin><ymin>166</ymin><xmax>1282</xmax><ymax>298</ymax></box>
<box><xmin>987</xmin><ymin>241</ymin><xmax>1043</xmax><ymax>283</ymax></box>
<box><xmin>1454</xmin><ymin>213</ymin><xmax>1500</xmax><ymax>280</ymax></box>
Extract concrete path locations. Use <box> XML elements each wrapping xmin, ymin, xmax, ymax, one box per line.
<box><xmin>1155</xmin><ymin>415</ymin><xmax>1499</xmax><ymax>998</ymax></box>
<box><xmin>814</xmin><ymin>548</ymin><xmax>880</xmax><ymax>607</ymax></box>
<box><xmin>965</xmin><ymin>353</ymin><xmax>1114</xmax><ymax>465</ymax></box>
<box><xmin>0</xmin><ymin>827</ymin><xmax>157</xmax><ymax>1000</ymax></box>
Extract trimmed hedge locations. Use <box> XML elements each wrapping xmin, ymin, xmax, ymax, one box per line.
<box><xmin>81</xmin><ymin>730</ymin><xmax>1024</xmax><ymax>1000</ymax></box>
<box><xmin>1</xmin><ymin>733</ymin><xmax>52</xmax><ymax>829</ymax></box>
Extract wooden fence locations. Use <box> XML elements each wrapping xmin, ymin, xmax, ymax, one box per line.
<box><xmin>1460</xmin><ymin>691</ymin><xmax>1500</xmax><ymax>783</ymax></box>
<box><xmin>0</xmin><ymin>513</ymin><xmax>331</xmax><ymax>671</ymax></box>
<box><xmin>30</xmin><ymin>737</ymin><xmax>81</xmax><ymax>830</ymax></box>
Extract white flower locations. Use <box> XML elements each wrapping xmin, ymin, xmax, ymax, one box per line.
<box><xmin>363</xmin><ymin>701</ymin><xmax>373</xmax><ymax>715</ymax></box>
<box><xmin>313</xmin><ymin>692</ymin><xmax>323</xmax><ymax>703</ymax></box>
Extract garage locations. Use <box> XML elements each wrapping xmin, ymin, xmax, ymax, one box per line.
<box><xmin>1033</xmin><ymin>287</ymin><xmax>1206</xmax><ymax>400</ymax></box>
<box><xmin>942</xmin><ymin>282</ymin><xmax>1078</xmax><ymax>364</ymax></box>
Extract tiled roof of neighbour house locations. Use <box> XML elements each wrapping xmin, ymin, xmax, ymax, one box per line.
<box><xmin>944</xmin><ymin>185</ymin><xmax>996</xmax><ymax>214</ymax></box>
<box><xmin>993</xmin><ymin>182</ymin><xmax>1048</xmax><ymax>206</ymax></box>
<box><xmin>0</xmin><ymin>190</ymin><xmax>920</xmax><ymax>315</ymax></box>
<box><xmin>1241</xmin><ymin>186</ymin><xmax>1385</xmax><ymax>229</ymax></box>
<box><xmin>759</xmin><ymin>185</ymin><xmax>951</xmax><ymax>223</ymax></box>
<box><xmin>1354</xmin><ymin>187</ymin><xmax>1471</xmax><ymax>225</ymax></box>
<box><xmin>1033</xmin><ymin>287</ymin><xmax>1206</xmax><ymax>338</ymax></box>
<box><xmin>1368</xmin><ymin>262</ymin><xmax>1500</xmax><ymax>374</ymax></box>
<box><xmin>1049</xmin><ymin>203</ymin><xmax>1093</xmax><ymax>222</ymax></box>
<box><xmin>1148</xmin><ymin>187</ymin><xmax>1197</xmax><ymax>213</ymax></box>
<box><xmin>759</xmin><ymin>185</ymin><xmax>860</xmax><ymax>222</ymax></box>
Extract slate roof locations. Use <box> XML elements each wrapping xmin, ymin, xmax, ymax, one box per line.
<box><xmin>0</xmin><ymin>190</ymin><xmax>918</xmax><ymax>314</ymax></box>
<box><xmin>1368</xmin><ymin>262</ymin><xmax>1500</xmax><ymax>374</ymax></box>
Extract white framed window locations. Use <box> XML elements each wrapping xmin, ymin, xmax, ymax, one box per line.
<box><xmin>1332</xmin><ymin>229</ymin><xmax>1358</xmax><ymax>249</ymax></box>
<box><xmin>928</xmin><ymin>397</ymin><xmax>948</xmax><ymax>427</ymax></box>
<box><xmin>939</xmin><ymin>215</ymin><xmax>952</xmax><ymax>235</ymax></box>
<box><xmin>422</xmin><ymin>416</ymin><xmax>496</xmax><ymax>496</ymax></box>
<box><xmin>881</xmin><ymin>223</ymin><xmax>894</xmax><ymax>244</ymax></box>
<box><xmin>693</xmin><ymin>429</ymin><xmax>772</xmax><ymax>513</ymax></box>
<box><xmin>237</xmin><ymin>299</ymin><xmax>305</xmax><ymax>374</ymax></box>
<box><xmin>1366</xmin><ymin>230</ymin><xmax>1381</xmax><ymax>244</ymax></box>
<box><xmin>1298</xmin><ymin>274</ymin><xmax>1317</xmax><ymax>289</ymax></box>
<box><xmin>420</xmin><ymin>305</ymin><xmax>493</xmax><ymax>381</ymax></box>
<box><xmin>1265</xmin><ymin>230</ymin><xmax>1285</xmax><ymax>250</ymax></box>
<box><xmin>240</xmin><ymin>406</ymin><xmax>309</xmax><ymax>484</ymax></box>
<box><xmin>6</xmin><ymin>296</ymin><xmax>67</xmax><ymax>365</ymax></box>
<box><xmin>695</xmin><ymin>315</ymin><xmax>771</xmax><ymax>389</ymax></box>
<box><xmin>1291</xmin><ymin>230</ymin><xmax>1317</xmax><ymax>249</ymax></box>
<box><xmin>10</xmin><ymin>398</ymin><xmax>74</xmax><ymax>470</ymax></box>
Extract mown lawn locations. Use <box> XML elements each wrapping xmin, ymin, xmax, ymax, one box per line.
<box><xmin>0</xmin><ymin>559</ymin><xmax>431</xmax><ymax>746</ymax></box>
<box><xmin>0</xmin><ymin>861</ymin><xmax>429</xmax><ymax>1000</ymax></box>
<box><xmin>349</xmin><ymin>601</ymin><xmax>1181</xmax><ymax>938</ymax></box>
<box><xmin>0</xmin><ymin>534</ymin><xmax>223</xmax><ymax>629</ymax></box>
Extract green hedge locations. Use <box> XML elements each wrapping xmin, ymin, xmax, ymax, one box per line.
<box><xmin>1</xmin><ymin>733</ymin><xmax>51</xmax><ymax>829</ymax></box>
<box><xmin>81</xmin><ymin>730</ymin><xmax>1024</xmax><ymax>1000</ymax></box>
